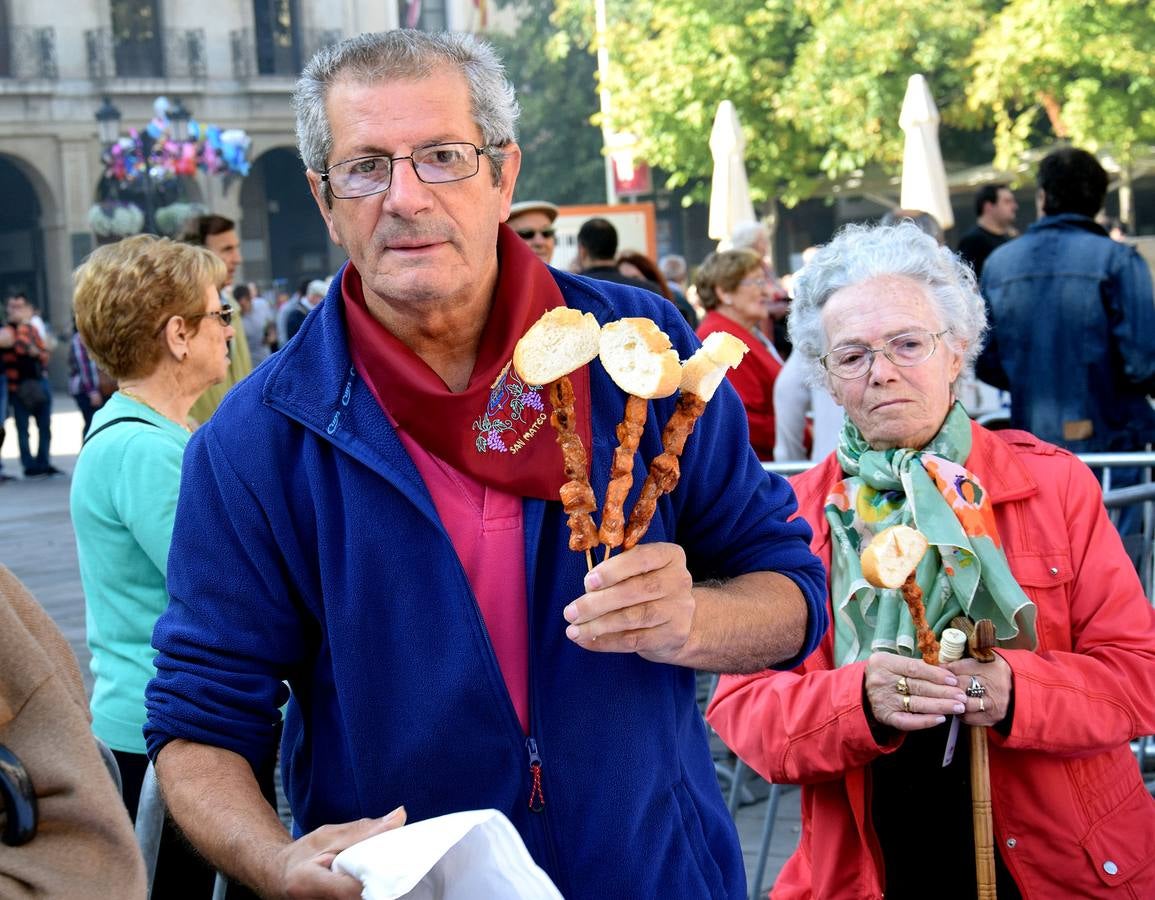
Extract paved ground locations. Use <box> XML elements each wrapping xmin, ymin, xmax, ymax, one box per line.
<box><xmin>0</xmin><ymin>394</ymin><xmax>802</xmax><ymax>898</ymax></box>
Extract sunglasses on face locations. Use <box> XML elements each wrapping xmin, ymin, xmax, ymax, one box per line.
<box><xmin>516</xmin><ymin>228</ymin><xmax>556</xmax><ymax>240</ymax></box>
<box><xmin>153</xmin><ymin>304</ymin><xmax>234</xmax><ymax>337</ymax></box>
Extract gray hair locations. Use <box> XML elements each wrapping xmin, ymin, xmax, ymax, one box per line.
<box><xmin>292</xmin><ymin>31</ymin><xmax>520</xmax><ymax>197</ymax></box>
<box><xmin>789</xmin><ymin>221</ymin><xmax>986</xmax><ymax>387</ymax></box>
<box><xmin>658</xmin><ymin>253</ymin><xmax>686</xmax><ymax>282</ymax></box>
<box><xmin>878</xmin><ymin>208</ymin><xmax>944</xmax><ymax>245</ymax></box>
<box><xmin>728</xmin><ymin>220</ymin><xmax>769</xmax><ymax>252</ymax></box>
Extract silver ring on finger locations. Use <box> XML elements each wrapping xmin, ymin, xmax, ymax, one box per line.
<box><xmin>902</xmin><ymin>694</ymin><xmax>912</xmax><ymax>713</ymax></box>
<box><xmin>896</xmin><ymin>676</ymin><xmax>910</xmax><ymax>696</ymax></box>
<box><xmin>966</xmin><ymin>676</ymin><xmax>986</xmax><ymax>698</ymax></box>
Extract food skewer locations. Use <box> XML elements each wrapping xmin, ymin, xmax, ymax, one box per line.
<box><xmin>548</xmin><ymin>376</ymin><xmax>600</xmax><ymax>571</ymax></box>
<box><xmin>623</xmin><ymin>392</ymin><xmax>706</xmax><ymax>550</ymax></box>
<box><xmin>621</xmin><ymin>331</ymin><xmax>748</xmax><ymax>550</ymax></box>
<box><xmin>600</xmin><ymin>395</ymin><xmax>648</xmax><ymax>561</ymax></box>
<box><xmin>513</xmin><ymin>312</ymin><xmax>748</xmax><ymax>570</ymax></box>
<box><xmin>860</xmin><ymin>525</ymin><xmax>938</xmax><ymax>664</ymax></box>
<box><xmin>512</xmin><ymin>307</ymin><xmax>603</xmax><ymax>571</ymax></box>
<box><xmin>595</xmin><ymin>318</ymin><xmax>683</xmax><ymax>560</ymax></box>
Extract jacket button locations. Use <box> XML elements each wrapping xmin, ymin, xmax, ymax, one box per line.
<box><xmin>1049</xmin><ymin>566</ymin><xmax>1059</xmax><ymax>576</ymax></box>
<box><xmin>1005</xmin><ymin>838</ymin><xmax>1017</xmax><ymax>848</ymax></box>
<box><xmin>1103</xmin><ymin>861</ymin><xmax>1119</xmax><ymax>876</ymax></box>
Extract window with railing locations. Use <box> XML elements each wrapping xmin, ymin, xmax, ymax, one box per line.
<box><xmin>398</xmin><ymin>0</ymin><xmax>447</xmax><ymax>31</ymax></box>
<box><xmin>0</xmin><ymin>24</ymin><xmax>58</xmax><ymax>80</ymax></box>
<box><xmin>253</xmin><ymin>0</ymin><xmax>301</xmax><ymax>76</ymax></box>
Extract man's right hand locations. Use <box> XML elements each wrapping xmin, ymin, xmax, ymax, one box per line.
<box><xmin>154</xmin><ymin>740</ymin><xmax>406</xmax><ymax>900</ymax></box>
<box><xmin>269</xmin><ymin>808</ymin><xmax>406</xmax><ymax>899</ymax></box>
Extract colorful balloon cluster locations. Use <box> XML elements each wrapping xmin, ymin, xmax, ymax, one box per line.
<box><xmin>101</xmin><ymin>97</ymin><xmax>251</xmax><ymax>190</ymax></box>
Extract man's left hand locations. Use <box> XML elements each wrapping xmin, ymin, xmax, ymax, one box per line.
<box><xmin>563</xmin><ymin>542</ymin><xmax>695</xmax><ymax>664</ymax></box>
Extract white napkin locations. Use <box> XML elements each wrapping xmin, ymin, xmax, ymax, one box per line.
<box><xmin>332</xmin><ymin>808</ymin><xmax>564</xmax><ymax>900</ymax></box>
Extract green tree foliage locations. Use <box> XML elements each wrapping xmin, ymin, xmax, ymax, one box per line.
<box><xmin>968</xmin><ymin>0</ymin><xmax>1155</xmax><ymax>168</ymax></box>
<box><xmin>551</xmin><ymin>0</ymin><xmax>1155</xmax><ymax>207</ymax></box>
<box><xmin>489</xmin><ymin>2</ymin><xmax>606</xmax><ymax>204</ymax></box>
<box><xmin>779</xmin><ymin>0</ymin><xmax>992</xmax><ymax>179</ymax></box>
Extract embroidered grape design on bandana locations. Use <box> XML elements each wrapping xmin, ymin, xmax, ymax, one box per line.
<box><xmin>473</xmin><ymin>362</ymin><xmax>546</xmax><ymax>453</ymax></box>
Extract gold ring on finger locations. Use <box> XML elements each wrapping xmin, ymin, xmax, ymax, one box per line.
<box><xmin>902</xmin><ymin>694</ymin><xmax>912</xmax><ymax>713</ymax></box>
<box><xmin>979</xmin><ymin>697</ymin><xmax>985</xmax><ymax>713</ymax></box>
<box><xmin>896</xmin><ymin>676</ymin><xmax>910</xmax><ymax>696</ymax></box>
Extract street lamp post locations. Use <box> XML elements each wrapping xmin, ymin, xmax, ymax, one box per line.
<box><xmin>94</xmin><ymin>95</ymin><xmax>196</xmax><ymax>235</ymax></box>
<box><xmin>168</xmin><ymin>97</ymin><xmax>191</xmax><ymax>143</ymax></box>
<box><xmin>94</xmin><ymin>95</ymin><xmax>120</xmax><ymax>145</ymax></box>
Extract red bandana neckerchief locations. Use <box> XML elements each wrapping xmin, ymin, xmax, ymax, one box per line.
<box><xmin>343</xmin><ymin>223</ymin><xmax>593</xmax><ymax>500</ymax></box>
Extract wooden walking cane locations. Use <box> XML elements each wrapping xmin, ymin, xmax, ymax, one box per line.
<box><xmin>968</xmin><ymin>619</ymin><xmax>998</xmax><ymax>900</ymax></box>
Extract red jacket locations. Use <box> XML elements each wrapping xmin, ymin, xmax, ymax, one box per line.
<box><xmin>696</xmin><ymin>311</ymin><xmax>781</xmax><ymax>460</ymax></box>
<box><xmin>708</xmin><ymin>423</ymin><xmax>1155</xmax><ymax>899</ymax></box>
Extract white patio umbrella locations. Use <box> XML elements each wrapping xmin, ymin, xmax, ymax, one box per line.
<box><xmin>899</xmin><ymin>74</ymin><xmax>955</xmax><ymax>231</ymax></box>
<box><xmin>708</xmin><ymin>100</ymin><xmax>756</xmax><ymax>242</ymax></box>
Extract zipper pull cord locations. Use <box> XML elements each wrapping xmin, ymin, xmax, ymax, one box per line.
<box><xmin>526</xmin><ymin>737</ymin><xmax>545</xmax><ymax>812</ymax></box>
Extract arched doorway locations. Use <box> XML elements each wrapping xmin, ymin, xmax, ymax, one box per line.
<box><xmin>239</xmin><ymin>147</ymin><xmax>333</xmax><ymax>290</ymax></box>
<box><xmin>0</xmin><ymin>155</ymin><xmax>48</xmax><ymax>320</ymax></box>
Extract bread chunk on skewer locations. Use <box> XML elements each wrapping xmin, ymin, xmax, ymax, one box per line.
<box><xmin>860</xmin><ymin>525</ymin><xmax>939</xmax><ymax>664</ymax></box>
<box><xmin>621</xmin><ymin>332</ymin><xmax>748</xmax><ymax>551</ymax></box>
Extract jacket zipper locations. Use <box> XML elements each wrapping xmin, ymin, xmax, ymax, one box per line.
<box><xmin>523</xmin><ymin>499</ymin><xmax>564</xmax><ymax>888</ymax></box>
<box><xmin>526</xmin><ymin>736</ymin><xmax>545</xmax><ymax>811</ymax></box>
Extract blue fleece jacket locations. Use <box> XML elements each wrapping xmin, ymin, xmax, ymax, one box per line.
<box><xmin>145</xmin><ymin>267</ymin><xmax>827</xmax><ymax>899</ymax></box>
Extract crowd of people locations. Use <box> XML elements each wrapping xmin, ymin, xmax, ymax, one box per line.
<box><xmin>0</xmin><ymin>220</ymin><xmax>336</xmax><ymax>483</ymax></box>
<box><xmin>2</xmin><ymin>26</ymin><xmax>1154</xmax><ymax>900</ymax></box>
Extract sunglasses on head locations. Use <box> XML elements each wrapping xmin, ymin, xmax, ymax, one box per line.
<box><xmin>516</xmin><ymin>228</ymin><xmax>556</xmax><ymax>240</ymax></box>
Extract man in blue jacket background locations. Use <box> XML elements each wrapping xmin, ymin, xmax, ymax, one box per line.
<box><xmin>978</xmin><ymin>147</ymin><xmax>1155</xmax><ymax>454</ymax></box>
<box><xmin>145</xmin><ymin>30</ymin><xmax>827</xmax><ymax>900</ymax></box>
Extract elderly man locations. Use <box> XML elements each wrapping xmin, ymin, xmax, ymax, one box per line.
<box><xmin>507</xmin><ymin>198</ymin><xmax>558</xmax><ymax>264</ymax></box>
<box><xmin>145</xmin><ymin>31</ymin><xmax>825</xmax><ymax>900</ymax></box>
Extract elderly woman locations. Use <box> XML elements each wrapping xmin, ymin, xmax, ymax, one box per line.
<box><xmin>708</xmin><ymin>222</ymin><xmax>1155</xmax><ymax>899</ymax></box>
<box><xmin>695</xmin><ymin>249</ymin><xmax>783</xmax><ymax>460</ymax></box>
<box><xmin>70</xmin><ymin>235</ymin><xmax>231</xmax><ymax>894</ymax></box>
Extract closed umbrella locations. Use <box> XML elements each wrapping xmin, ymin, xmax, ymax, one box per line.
<box><xmin>899</xmin><ymin>74</ymin><xmax>954</xmax><ymax>231</ymax></box>
<box><xmin>708</xmin><ymin>100</ymin><xmax>756</xmax><ymax>242</ymax></box>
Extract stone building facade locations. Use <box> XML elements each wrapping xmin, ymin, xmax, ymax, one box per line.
<box><xmin>0</xmin><ymin>0</ymin><xmax>497</xmax><ymax>371</ymax></box>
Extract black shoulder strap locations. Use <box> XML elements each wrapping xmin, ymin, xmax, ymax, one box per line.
<box><xmin>81</xmin><ymin>416</ymin><xmax>159</xmax><ymax>448</ymax></box>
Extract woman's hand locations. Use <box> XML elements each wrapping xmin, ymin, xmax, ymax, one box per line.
<box><xmin>944</xmin><ymin>654</ymin><xmax>1014</xmax><ymax>728</ymax></box>
<box><xmin>863</xmin><ymin>652</ymin><xmax>968</xmax><ymax>732</ymax></box>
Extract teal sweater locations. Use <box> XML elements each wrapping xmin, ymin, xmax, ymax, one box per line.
<box><xmin>71</xmin><ymin>393</ymin><xmax>190</xmax><ymax>753</ymax></box>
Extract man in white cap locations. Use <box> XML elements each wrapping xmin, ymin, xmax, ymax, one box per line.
<box><xmin>507</xmin><ymin>199</ymin><xmax>558</xmax><ymax>264</ymax></box>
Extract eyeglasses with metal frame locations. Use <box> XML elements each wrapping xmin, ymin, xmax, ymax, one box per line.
<box><xmin>320</xmin><ymin>142</ymin><xmax>491</xmax><ymax>200</ymax></box>
<box><xmin>820</xmin><ymin>329</ymin><xmax>948</xmax><ymax>380</ymax></box>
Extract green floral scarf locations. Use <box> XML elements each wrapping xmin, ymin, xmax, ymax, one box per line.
<box><xmin>827</xmin><ymin>402</ymin><xmax>1038</xmax><ymax>667</ymax></box>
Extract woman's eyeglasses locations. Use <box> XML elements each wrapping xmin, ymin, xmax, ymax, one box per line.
<box><xmin>820</xmin><ymin>330</ymin><xmax>947</xmax><ymax>380</ymax></box>
<box><xmin>153</xmin><ymin>304</ymin><xmax>234</xmax><ymax>337</ymax></box>
<box><xmin>193</xmin><ymin>305</ymin><xmax>234</xmax><ymax>327</ymax></box>
<box><xmin>516</xmin><ymin>228</ymin><xmax>556</xmax><ymax>240</ymax></box>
